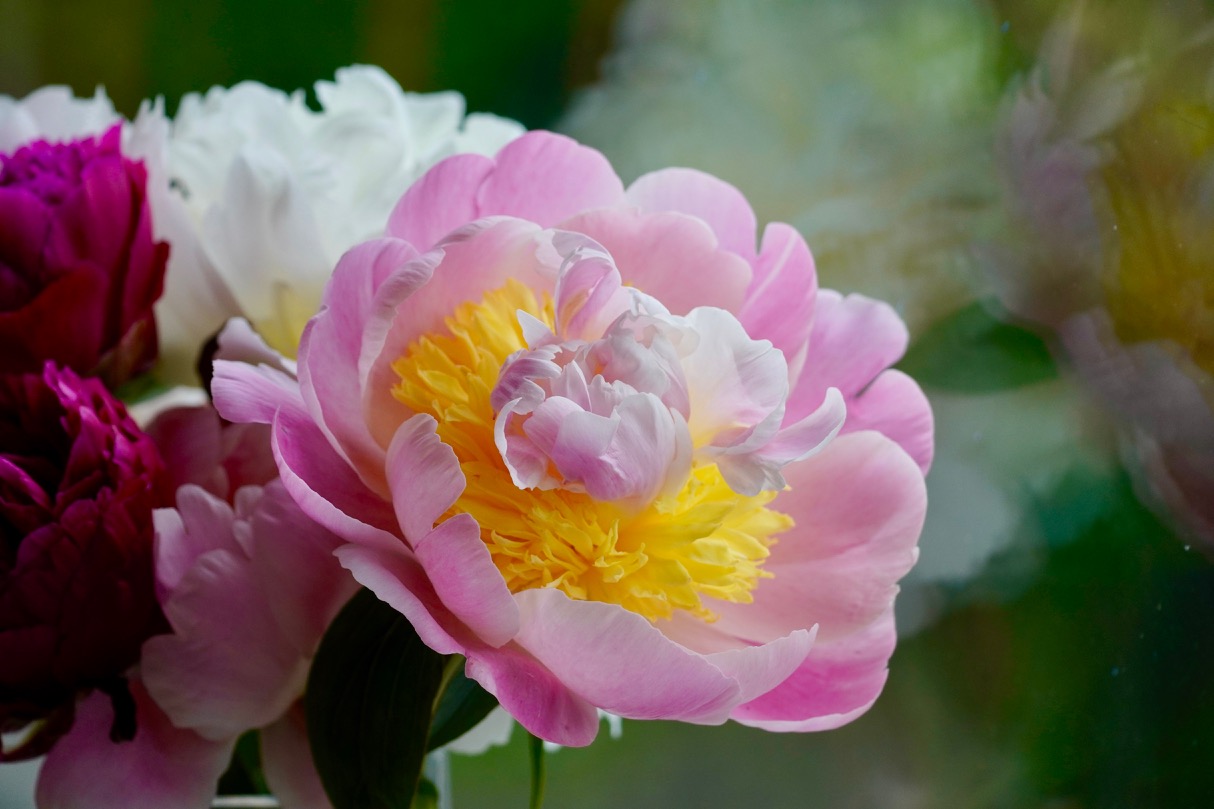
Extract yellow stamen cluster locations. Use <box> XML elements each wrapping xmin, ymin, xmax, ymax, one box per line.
<box><xmin>390</xmin><ymin>280</ymin><xmax>792</xmax><ymax>622</ymax></box>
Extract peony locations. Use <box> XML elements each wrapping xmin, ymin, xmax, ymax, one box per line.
<box><xmin>0</xmin><ymin>126</ymin><xmax>169</xmax><ymax>386</ymax></box>
<box><xmin>30</xmin><ymin>324</ymin><xmax>350</xmax><ymax>807</ymax></box>
<box><xmin>0</xmin><ymin>86</ymin><xmax>119</xmax><ymax>155</ymax></box>
<box><xmin>215</xmin><ymin>131</ymin><xmax>932</xmax><ymax>745</ymax></box>
<box><xmin>147</xmin><ymin>65</ymin><xmax>524</xmax><ymax>377</ymax></box>
<box><xmin>0</xmin><ymin>363</ymin><xmax>166</xmax><ymax>759</ymax></box>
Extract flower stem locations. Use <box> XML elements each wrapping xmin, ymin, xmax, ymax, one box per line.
<box><xmin>527</xmin><ymin>732</ymin><xmax>547</xmax><ymax>809</ymax></box>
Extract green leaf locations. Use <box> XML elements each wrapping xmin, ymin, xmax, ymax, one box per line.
<box><xmin>113</xmin><ymin>373</ymin><xmax>171</xmax><ymax>406</ymax></box>
<box><xmin>216</xmin><ymin>730</ymin><xmax>269</xmax><ymax>796</ymax></box>
<box><xmin>528</xmin><ymin>733</ymin><xmax>547</xmax><ymax>809</ymax></box>
<box><xmin>306</xmin><ymin>588</ymin><xmax>447</xmax><ymax>809</ymax></box>
<box><xmin>410</xmin><ymin>778</ymin><xmax>439</xmax><ymax>809</ymax></box>
<box><xmin>897</xmin><ymin>300</ymin><xmax>1057</xmax><ymax>393</ymax></box>
<box><xmin>426</xmin><ymin>659</ymin><xmax>500</xmax><ymax>751</ymax></box>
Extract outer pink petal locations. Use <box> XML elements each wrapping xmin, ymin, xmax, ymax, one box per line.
<box><xmin>846</xmin><ymin>369</ymin><xmax>935</xmax><ymax>474</ymax></box>
<box><xmin>463</xmin><ymin>645</ymin><xmax>601</xmax><ymax>747</ymax></box>
<box><xmin>716</xmin><ymin>432</ymin><xmax>925</xmax><ymax>727</ymax></box>
<box><xmin>250</xmin><ymin>481</ymin><xmax>358</xmax><ymax>657</ymax></box>
<box><xmin>791</xmin><ymin>291</ymin><xmax>909</xmax><ymax>416</ymax></box>
<box><xmin>37</xmin><ymin>684</ymin><xmax>235</xmax><ymax>809</ymax></box>
<box><xmin>559</xmin><ymin>208</ymin><xmax>751</xmax><ymax>315</ymax></box>
<box><xmin>474</xmin><ymin>132</ymin><xmax>626</xmax><ymax>225</ymax></box>
<box><xmin>333</xmin><ymin>541</ymin><xmax>467</xmax><ymax>658</ymax></box>
<box><xmin>212</xmin><ymin>357</ymin><xmax>305</xmax><ymax>426</ymax></box>
<box><xmin>625</xmin><ymin>167</ymin><xmax>759</xmax><ymax>262</ymax></box>
<box><xmin>261</xmin><ymin>703</ymin><xmax>332</xmax><ymax>809</ymax></box>
<box><xmin>335</xmin><ymin>513</ymin><xmax>601</xmax><ymax>748</ymax></box>
<box><xmin>152</xmin><ymin>485</ymin><xmax>239</xmax><ymax>602</ymax></box>
<box><xmin>789</xmin><ymin>290</ymin><xmax>932</xmax><ymax>472</ymax></box>
<box><xmin>387</xmin><ymin>153</ymin><xmax>496</xmax><ymax>249</ymax></box>
<box><xmin>387</xmin><ymin>132</ymin><xmax>626</xmax><ymax>249</ymax></box>
<box><xmin>740</xmin><ymin>222</ymin><xmax>818</xmax><ymax>378</ymax></box>
<box><xmin>731</xmin><ymin>613</ymin><xmax>897</xmax><ymax>732</ymax></box>
<box><xmin>142</xmin><ymin>547</ymin><xmax>307</xmax><ymax>740</ymax></box>
<box><xmin>297</xmin><ymin>237</ymin><xmax>425</xmax><ymax>495</ymax></box>
<box><xmin>386</xmin><ymin>414</ymin><xmax>520</xmax><ymax>647</ymax></box>
<box><xmin>270</xmin><ymin>405</ymin><xmax>401</xmax><ymax>546</ymax></box>
<box><xmin>512</xmin><ymin>589</ymin><xmax>742</xmax><ymax>723</ymax></box>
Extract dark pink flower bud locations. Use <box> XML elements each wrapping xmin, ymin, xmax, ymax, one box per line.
<box><xmin>0</xmin><ymin>363</ymin><xmax>167</xmax><ymax>759</ymax></box>
<box><xmin>0</xmin><ymin>126</ymin><xmax>169</xmax><ymax>387</ymax></box>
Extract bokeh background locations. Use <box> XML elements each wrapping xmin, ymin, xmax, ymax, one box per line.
<box><xmin>3</xmin><ymin>0</ymin><xmax>1213</xmax><ymax>806</ymax></box>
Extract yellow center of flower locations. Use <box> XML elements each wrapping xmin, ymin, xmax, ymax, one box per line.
<box><xmin>390</xmin><ymin>280</ymin><xmax>792</xmax><ymax>623</ymax></box>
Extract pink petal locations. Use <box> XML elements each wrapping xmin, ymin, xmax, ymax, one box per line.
<box><xmin>740</xmin><ymin>222</ymin><xmax>818</xmax><ymax>379</ymax></box>
<box><xmin>270</xmin><ymin>405</ymin><xmax>401</xmax><ymax>546</ymax></box>
<box><xmin>261</xmin><ymin>703</ymin><xmax>332</xmax><ymax>809</ymax></box>
<box><xmin>360</xmin><ymin>219</ymin><xmax>553</xmax><ymax>451</ymax></box>
<box><xmin>731</xmin><ymin>612</ymin><xmax>897</xmax><ymax>732</ymax></box>
<box><xmin>463</xmin><ymin>646</ymin><xmax>601</xmax><ymax>747</ymax></box>
<box><xmin>333</xmin><ymin>541</ymin><xmax>467</xmax><ymax>658</ymax></box>
<box><xmin>704</xmin><ymin>627</ymin><xmax>818</xmax><ymax>706</ymax></box>
<box><xmin>142</xmin><ymin>546</ymin><xmax>307</xmax><ymax>740</ymax></box>
<box><xmin>387</xmin><ymin>152</ymin><xmax>496</xmax><ymax>249</ymax></box>
<box><xmin>250</xmin><ymin>481</ymin><xmax>357</xmax><ymax>657</ymax></box>
<box><xmin>36</xmin><ymin>683</ymin><xmax>235</xmax><ymax>809</ymax></box>
<box><xmin>212</xmin><ymin>356</ymin><xmax>305</xmax><ymax>426</ymax></box>
<box><xmin>387</xmin><ymin>132</ymin><xmax>626</xmax><ymax>250</ymax></box>
<box><xmin>152</xmin><ymin>485</ymin><xmax>238</xmax><ymax>602</ymax></box>
<box><xmin>788</xmin><ymin>290</ymin><xmax>908</xmax><ymax>421</ymax></box>
<box><xmin>846</xmin><ymin>369</ymin><xmax>935</xmax><ymax>474</ymax></box>
<box><xmin>625</xmin><ymin>167</ymin><xmax>758</xmax><ymax>262</ymax></box>
<box><xmin>511</xmin><ymin>589</ymin><xmax>742</xmax><ymax>724</ymax></box>
<box><xmin>386</xmin><ymin>414</ymin><xmax>520</xmax><ymax>647</ymax></box>
<box><xmin>716</xmin><ymin>431</ymin><xmax>924</xmax><ymax>642</ymax></box>
<box><xmin>475</xmin><ymin>131</ymin><xmax>626</xmax><ymax>225</ymax></box>
<box><xmin>713</xmin><ymin>432</ymin><xmax>925</xmax><ymax>727</ymax></box>
<box><xmin>297</xmin><ymin>237</ymin><xmax>425</xmax><ymax>495</ymax></box>
<box><xmin>559</xmin><ymin>208</ymin><xmax>750</xmax><ymax>315</ymax></box>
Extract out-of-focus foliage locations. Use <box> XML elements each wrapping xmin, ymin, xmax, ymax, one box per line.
<box><xmin>0</xmin><ymin>0</ymin><xmax>624</xmax><ymax>126</ymax></box>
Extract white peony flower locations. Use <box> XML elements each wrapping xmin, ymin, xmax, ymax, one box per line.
<box><xmin>0</xmin><ymin>85</ymin><xmax>119</xmax><ymax>152</ymax></box>
<box><xmin>143</xmin><ymin>65</ymin><xmax>524</xmax><ymax>378</ymax></box>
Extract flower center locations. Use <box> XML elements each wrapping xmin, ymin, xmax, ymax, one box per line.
<box><xmin>390</xmin><ymin>280</ymin><xmax>791</xmax><ymax>623</ymax></box>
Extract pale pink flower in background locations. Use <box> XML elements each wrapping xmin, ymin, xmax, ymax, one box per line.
<box><xmin>215</xmin><ymin>130</ymin><xmax>932</xmax><ymax>745</ymax></box>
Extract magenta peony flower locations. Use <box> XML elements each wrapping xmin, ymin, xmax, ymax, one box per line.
<box><xmin>214</xmin><ymin>131</ymin><xmax>933</xmax><ymax>745</ymax></box>
<box><xmin>0</xmin><ymin>126</ymin><xmax>169</xmax><ymax>386</ymax></box>
<box><xmin>0</xmin><ymin>362</ymin><xmax>167</xmax><ymax>758</ymax></box>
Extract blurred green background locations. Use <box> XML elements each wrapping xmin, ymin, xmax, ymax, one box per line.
<box><xmin>3</xmin><ymin>0</ymin><xmax>1213</xmax><ymax>807</ymax></box>
<box><xmin>0</xmin><ymin>0</ymin><xmax>623</xmax><ymax>127</ymax></box>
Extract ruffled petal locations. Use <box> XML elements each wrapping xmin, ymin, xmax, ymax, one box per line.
<box><xmin>386</xmin><ymin>415</ymin><xmax>520</xmax><ymax>647</ymax></box>
<box><xmin>559</xmin><ymin>208</ymin><xmax>750</xmax><ymax>316</ymax></box>
<box><xmin>36</xmin><ymin>683</ymin><xmax>235</xmax><ymax>809</ymax></box>
<box><xmin>625</xmin><ymin>167</ymin><xmax>758</xmax><ymax>262</ymax></box>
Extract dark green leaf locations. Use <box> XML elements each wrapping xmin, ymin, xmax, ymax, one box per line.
<box><xmin>426</xmin><ymin>659</ymin><xmax>500</xmax><ymax>751</ymax></box>
<box><xmin>528</xmin><ymin>732</ymin><xmax>547</xmax><ymax>809</ymax></box>
<box><xmin>897</xmin><ymin>300</ymin><xmax>1057</xmax><ymax>392</ymax></box>
<box><xmin>410</xmin><ymin>778</ymin><xmax>439</xmax><ymax>809</ymax></box>
<box><xmin>306</xmin><ymin>588</ymin><xmax>447</xmax><ymax>809</ymax></box>
<box><xmin>215</xmin><ymin>730</ymin><xmax>268</xmax><ymax>796</ymax></box>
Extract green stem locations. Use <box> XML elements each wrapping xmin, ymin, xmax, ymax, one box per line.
<box><xmin>527</xmin><ymin>733</ymin><xmax>547</xmax><ymax>809</ymax></box>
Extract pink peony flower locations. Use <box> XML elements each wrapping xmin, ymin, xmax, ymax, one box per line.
<box><xmin>214</xmin><ymin>131</ymin><xmax>933</xmax><ymax>745</ymax></box>
<box><xmin>0</xmin><ymin>126</ymin><xmax>169</xmax><ymax>387</ymax></box>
